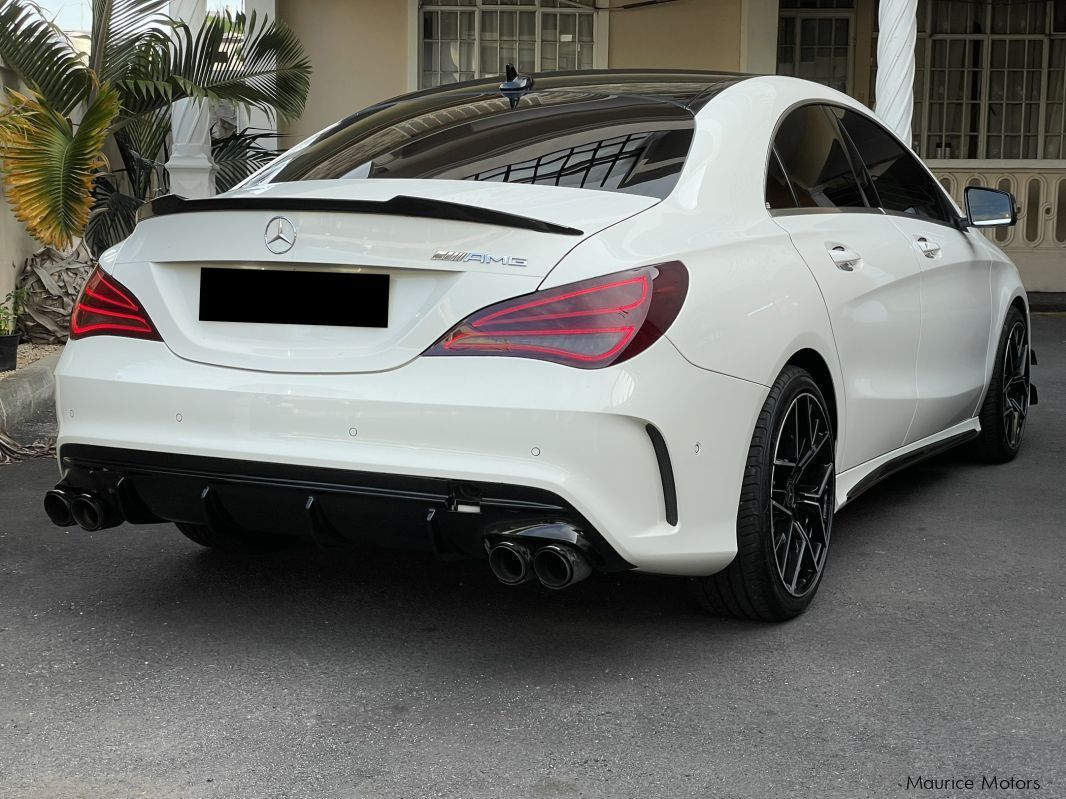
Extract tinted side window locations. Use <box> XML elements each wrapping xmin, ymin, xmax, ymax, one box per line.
<box><xmin>835</xmin><ymin>108</ymin><xmax>951</xmax><ymax>223</ymax></box>
<box><xmin>772</xmin><ymin>105</ymin><xmax>866</xmax><ymax>210</ymax></box>
<box><xmin>766</xmin><ymin>148</ymin><xmax>796</xmax><ymax>209</ymax></box>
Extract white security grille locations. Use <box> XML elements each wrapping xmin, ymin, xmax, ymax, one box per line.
<box><xmin>913</xmin><ymin>0</ymin><xmax>1066</xmax><ymax>159</ymax></box>
<box><xmin>420</xmin><ymin>0</ymin><xmax>595</xmax><ymax>89</ymax></box>
<box><xmin>777</xmin><ymin>1</ymin><xmax>855</xmax><ymax>94</ymax></box>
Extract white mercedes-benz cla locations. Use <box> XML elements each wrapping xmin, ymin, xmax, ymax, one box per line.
<box><xmin>44</xmin><ymin>70</ymin><xmax>1035</xmax><ymax>620</ymax></box>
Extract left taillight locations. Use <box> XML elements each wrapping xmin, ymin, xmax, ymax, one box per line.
<box><xmin>70</xmin><ymin>267</ymin><xmax>161</xmax><ymax>341</ymax></box>
<box><xmin>424</xmin><ymin>262</ymin><xmax>688</xmax><ymax>369</ymax></box>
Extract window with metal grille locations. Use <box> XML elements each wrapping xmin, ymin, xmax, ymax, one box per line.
<box><xmin>466</xmin><ymin>129</ymin><xmax>692</xmax><ymax>197</ymax></box>
<box><xmin>421</xmin><ymin>0</ymin><xmax>596</xmax><ymax>89</ymax></box>
<box><xmin>912</xmin><ymin>0</ymin><xmax>1066</xmax><ymax>159</ymax></box>
<box><xmin>777</xmin><ymin>4</ymin><xmax>855</xmax><ymax>94</ymax></box>
<box><xmin>780</xmin><ymin>0</ymin><xmax>854</xmax><ymax>8</ymax></box>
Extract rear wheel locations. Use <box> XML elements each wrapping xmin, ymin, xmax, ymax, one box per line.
<box><xmin>974</xmin><ymin>307</ymin><xmax>1030</xmax><ymax>463</ymax></box>
<box><xmin>176</xmin><ymin>522</ymin><xmax>304</xmax><ymax>552</ymax></box>
<box><xmin>692</xmin><ymin>366</ymin><xmax>835</xmax><ymax>622</ymax></box>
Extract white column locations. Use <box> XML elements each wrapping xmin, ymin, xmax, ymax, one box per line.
<box><xmin>875</xmin><ymin>0</ymin><xmax>918</xmax><ymax>145</ymax></box>
<box><xmin>167</xmin><ymin>0</ymin><xmax>216</xmax><ymax>198</ymax></box>
<box><xmin>406</xmin><ymin>0</ymin><xmax>420</xmax><ymax>92</ymax></box>
<box><xmin>593</xmin><ymin>0</ymin><xmax>610</xmax><ymax>70</ymax></box>
<box><xmin>739</xmin><ymin>0</ymin><xmax>780</xmax><ymax>75</ymax></box>
<box><xmin>242</xmin><ymin>0</ymin><xmax>279</xmax><ymax>149</ymax></box>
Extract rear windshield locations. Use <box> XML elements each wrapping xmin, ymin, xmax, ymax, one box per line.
<box><xmin>247</xmin><ymin>90</ymin><xmax>696</xmax><ymax>199</ymax></box>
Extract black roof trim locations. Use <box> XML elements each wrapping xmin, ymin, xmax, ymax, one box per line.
<box><xmin>367</xmin><ymin>68</ymin><xmax>755</xmax><ymax>116</ymax></box>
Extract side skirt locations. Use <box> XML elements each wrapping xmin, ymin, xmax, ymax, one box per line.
<box><xmin>835</xmin><ymin>418</ymin><xmax>982</xmax><ymax>509</ymax></box>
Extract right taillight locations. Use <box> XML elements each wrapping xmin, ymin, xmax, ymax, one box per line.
<box><xmin>70</xmin><ymin>267</ymin><xmax>161</xmax><ymax>341</ymax></box>
<box><xmin>423</xmin><ymin>262</ymin><xmax>688</xmax><ymax>369</ymax></box>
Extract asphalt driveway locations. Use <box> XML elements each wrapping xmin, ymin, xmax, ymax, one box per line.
<box><xmin>1</xmin><ymin>316</ymin><xmax>1064</xmax><ymax>799</ymax></box>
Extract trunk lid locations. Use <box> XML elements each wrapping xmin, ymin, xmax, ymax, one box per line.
<box><xmin>115</xmin><ymin>180</ymin><xmax>657</xmax><ymax>374</ymax></box>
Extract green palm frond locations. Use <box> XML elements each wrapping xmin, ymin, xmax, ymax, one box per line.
<box><xmin>172</xmin><ymin>10</ymin><xmax>311</xmax><ymax>121</ymax></box>
<box><xmin>115</xmin><ymin>105</ymin><xmax>171</xmax><ymax>193</ymax></box>
<box><xmin>212</xmin><ymin>128</ymin><xmax>277</xmax><ymax>193</ymax></box>
<box><xmin>85</xmin><ymin>174</ymin><xmax>143</xmax><ymax>253</ymax></box>
<box><xmin>0</xmin><ymin>86</ymin><xmax>120</xmax><ymax>247</ymax></box>
<box><xmin>0</xmin><ymin>0</ymin><xmax>92</xmax><ymax>114</ymax></box>
<box><xmin>0</xmin><ymin>0</ymin><xmax>310</xmax><ymax>254</ymax></box>
<box><xmin>111</xmin><ymin>42</ymin><xmax>177</xmax><ymax>117</ymax></box>
<box><xmin>90</xmin><ymin>0</ymin><xmax>173</xmax><ymax>85</ymax></box>
<box><xmin>85</xmin><ymin>107</ymin><xmax>170</xmax><ymax>253</ymax></box>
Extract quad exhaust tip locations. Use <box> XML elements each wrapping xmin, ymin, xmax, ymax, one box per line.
<box><xmin>487</xmin><ymin>540</ymin><xmax>535</xmax><ymax>585</ymax></box>
<box><xmin>70</xmin><ymin>494</ymin><xmax>109</xmax><ymax>532</ymax></box>
<box><xmin>489</xmin><ymin>540</ymin><xmax>592</xmax><ymax>589</ymax></box>
<box><xmin>532</xmin><ymin>544</ymin><xmax>592</xmax><ymax>590</ymax></box>
<box><xmin>44</xmin><ymin>488</ymin><xmax>123</xmax><ymax>532</ymax></box>
<box><xmin>43</xmin><ymin>489</ymin><xmax>75</xmax><ymax>527</ymax></box>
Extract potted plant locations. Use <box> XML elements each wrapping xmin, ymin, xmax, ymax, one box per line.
<box><xmin>0</xmin><ymin>288</ymin><xmax>25</xmax><ymax>372</ymax></box>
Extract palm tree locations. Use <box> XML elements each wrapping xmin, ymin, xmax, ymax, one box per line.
<box><xmin>0</xmin><ymin>0</ymin><xmax>311</xmax><ymax>251</ymax></box>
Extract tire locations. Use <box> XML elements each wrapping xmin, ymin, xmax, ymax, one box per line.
<box><xmin>973</xmin><ymin>306</ymin><xmax>1030</xmax><ymax>464</ymax></box>
<box><xmin>176</xmin><ymin>522</ymin><xmax>304</xmax><ymax>552</ymax></box>
<box><xmin>692</xmin><ymin>366</ymin><xmax>836</xmax><ymax>622</ymax></box>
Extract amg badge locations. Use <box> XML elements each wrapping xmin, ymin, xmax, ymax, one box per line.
<box><xmin>431</xmin><ymin>251</ymin><xmax>528</xmax><ymax>267</ymax></box>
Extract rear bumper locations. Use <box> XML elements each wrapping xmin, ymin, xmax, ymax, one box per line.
<box><xmin>54</xmin><ymin>338</ymin><xmax>767</xmax><ymax>575</ymax></box>
<box><xmin>55</xmin><ymin>444</ymin><xmax>631</xmax><ymax>569</ymax></box>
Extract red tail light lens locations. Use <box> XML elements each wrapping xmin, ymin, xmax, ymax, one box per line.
<box><xmin>70</xmin><ymin>267</ymin><xmax>161</xmax><ymax>341</ymax></box>
<box><xmin>424</xmin><ymin>262</ymin><xmax>688</xmax><ymax>369</ymax></box>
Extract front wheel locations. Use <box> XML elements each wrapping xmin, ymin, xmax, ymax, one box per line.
<box><xmin>692</xmin><ymin>366</ymin><xmax>836</xmax><ymax>622</ymax></box>
<box><xmin>973</xmin><ymin>307</ymin><xmax>1030</xmax><ymax>464</ymax></box>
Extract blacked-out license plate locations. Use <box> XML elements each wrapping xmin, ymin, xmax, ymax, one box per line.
<box><xmin>199</xmin><ymin>268</ymin><xmax>389</xmax><ymax>328</ymax></box>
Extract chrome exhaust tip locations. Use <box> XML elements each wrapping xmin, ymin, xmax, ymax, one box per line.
<box><xmin>43</xmin><ymin>489</ymin><xmax>74</xmax><ymax>527</ymax></box>
<box><xmin>532</xmin><ymin>543</ymin><xmax>592</xmax><ymax>590</ymax></box>
<box><xmin>487</xmin><ymin>540</ymin><xmax>535</xmax><ymax>585</ymax></box>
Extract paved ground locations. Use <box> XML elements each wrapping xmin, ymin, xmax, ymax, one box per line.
<box><xmin>1</xmin><ymin>317</ymin><xmax>1064</xmax><ymax>799</ymax></box>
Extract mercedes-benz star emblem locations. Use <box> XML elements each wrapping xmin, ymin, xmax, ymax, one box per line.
<box><xmin>264</xmin><ymin>216</ymin><xmax>297</xmax><ymax>254</ymax></box>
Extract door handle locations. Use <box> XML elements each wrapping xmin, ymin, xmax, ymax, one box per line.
<box><xmin>916</xmin><ymin>237</ymin><xmax>942</xmax><ymax>258</ymax></box>
<box><xmin>828</xmin><ymin>246</ymin><xmax>860</xmax><ymax>271</ymax></box>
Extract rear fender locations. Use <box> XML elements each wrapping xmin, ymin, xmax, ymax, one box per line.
<box><xmin>541</xmin><ymin>208</ymin><xmax>846</xmax><ymax>463</ymax></box>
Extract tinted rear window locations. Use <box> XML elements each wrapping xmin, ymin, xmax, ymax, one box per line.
<box><xmin>248</xmin><ymin>90</ymin><xmax>697</xmax><ymax>199</ymax></box>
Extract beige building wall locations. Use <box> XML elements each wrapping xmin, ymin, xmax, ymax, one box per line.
<box><xmin>0</xmin><ymin>197</ymin><xmax>36</xmax><ymax>303</ymax></box>
<box><xmin>278</xmin><ymin>0</ymin><xmax>414</xmax><ymax>143</ymax></box>
<box><xmin>607</xmin><ymin>0</ymin><xmax>745</xmax><ymax>72</ymax></box>
<box><xmin>0</xmin><ymin>63</ymin><xmax>39</xmax><ymax>305</ymax></box>
<box><xmin>278</xmin><ymin>0</ymin><xmax>777</xmax><ymax>146</ymax></box>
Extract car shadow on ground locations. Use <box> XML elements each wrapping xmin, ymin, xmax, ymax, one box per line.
<box><xmin>83</xmin><ymin>446</ymin><xmax>967</xmax><ymax>657</ymax></box>
<box><xmin>833</xmin><ymin>447</ymin><xmax>963</xmax><ymax>530</ymax></box>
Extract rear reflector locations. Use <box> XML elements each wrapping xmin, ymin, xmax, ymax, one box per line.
<box><xmin>70</xmin><ymin>267</ymin><xmax>161</xmax><ymax>341</ymax></box>
<box><xmin>423</xmin><ymin>262</ymin><xmax>688</xmax><ymax>369</ymax></box>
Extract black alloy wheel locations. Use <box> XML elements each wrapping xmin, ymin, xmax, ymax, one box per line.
<box><xmin>770</xmin><ymin>391</ymin><xmax>835</xmax><ymax>599</ymax></box>
<box><xmin>693</xmin><ymin>366</ymin><xmax>836</xmax><ymax>621</ymax></box>
<box><xmin>974</xmin><ymin>306</ymin><xmax>1031</xmax><ymax>463</ymax></box>
<box><xmin>1001</xmin><ymin>319</ymin><xmax>1030</xmax><ymax>451</ymax></box>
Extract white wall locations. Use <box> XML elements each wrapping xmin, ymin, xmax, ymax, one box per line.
<box><xmin>0</xmin><ymin>62</ymin><xmax>40</xmax><ymax>305</ymax></box>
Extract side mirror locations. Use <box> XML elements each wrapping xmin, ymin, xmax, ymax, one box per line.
<box><xmin>965</xmin><ymin>186</ymin><xmax>1017</xmax><ymax>228</ymax></box>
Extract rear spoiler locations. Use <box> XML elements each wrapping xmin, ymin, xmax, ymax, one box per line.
<box><xmin>137</xmin><ymin>193</ymin><xmax>584</xmax><ymax>236</ymax></box>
